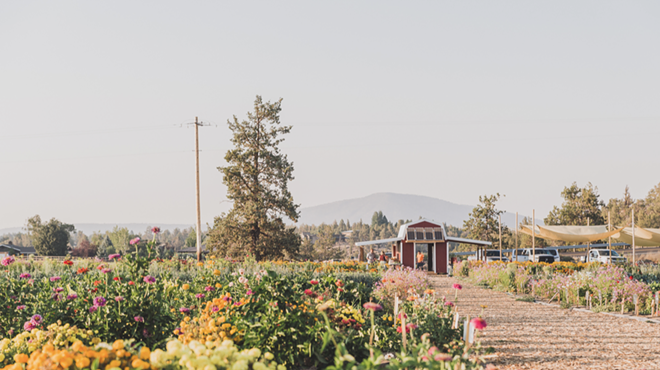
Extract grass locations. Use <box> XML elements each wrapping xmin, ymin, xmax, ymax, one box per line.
<box><xmin>515</xmin><ymin>295</ymin><xmax>535</xmax><ymax>302</ymax></box>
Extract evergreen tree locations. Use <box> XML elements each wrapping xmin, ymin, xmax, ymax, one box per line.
<box><xmin>463</xmin><ymin>194</ymin><xmax>508</xmax><ymax>246</ymax></box>
<box><xmin>207</xmin><ymin>96</ymin><xmax>301</xmax><ymax>261</ymax></box>
<box><xmin>545</xmin><ymin>182</ymin><xmax>605</xmax><ymax>226</ymax></box>
<box><xmin>27</xmin><ymin>215</ymin><xmax>75</xmax><ymax>256</ymax></box>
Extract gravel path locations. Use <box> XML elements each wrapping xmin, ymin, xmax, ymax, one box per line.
<box><xmin>430</xmin><ymin>275</ymin><xmax>660</xmax><ymax>370</ymax></box>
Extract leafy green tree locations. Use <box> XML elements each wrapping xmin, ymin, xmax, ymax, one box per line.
<box><xmin>545</xmin><ymin>182</ymin><xmax>604</xmax><ymax>226</ymax></box>
<box><xmin>207</xmin><ymin>96</ymin><xmax>301</xmax><ymax>261</ymax></box>
<box><xmin>371</xmin><ymin>211</ymin><xmax>388</xmax><ymax>228</ymax></box>
<box><xmin>27</xmin><ymin>215</ymin><xmax>75</xmax><ymax>256</ymax></box>
<box><xmin>106</xmin><ymin>226</ymin><xmax>132</xmax><ymax>254</ymax></box>
<box><xmin>603</xmin><ymin>185</ymin><xmax>636</xmax><ymax>227</ymax></box>
<box><xmin>185</xmin><ymin>228</ymin><xmax>206</xmax><ymax>249</ymax></box>
<box><xmin>463</xmin><ymin>194</ymin><xmax>509</xmax><ymax>247</ymax></box>
<box><xmin>639</xmin><ymin>182</ymin><xmax>660</xmax><ymax>228</ymax></box>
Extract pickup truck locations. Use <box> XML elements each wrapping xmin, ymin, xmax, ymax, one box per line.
<box><xmin>511</xmin><ymin>248</ymin><xmax>555</xmax><ymax>263</ymax></box>
<box><xmin>468</xmin><ymin>249</ymin><xmax>509</xmax><ymax>262</ymax></box>
<box><xmin>582</xmin><ymin>249</ymin><xmax>627</xmax><ymax>263</ymax></box>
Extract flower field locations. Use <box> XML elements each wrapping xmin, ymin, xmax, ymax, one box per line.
<box><xmin>456</xmin><ymin>260</ymin><xmax>660</xmax><ymax>314</ymax></box>
<box><xmin>0</xmin><ymin>252</ymin><xmax>490</xmax><ymax>370</ymax></box>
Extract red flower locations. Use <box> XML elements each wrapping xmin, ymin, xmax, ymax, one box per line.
<box><xmin>113</xmin><ymin>277</ymin><xmax>121</xmax><ymax>281</ymax></box>
<box><xmin>310</xmin><ymin>280</ymin><xmax>319</xmax><ymax>285</ymax></box>
<box><xmin>128</xmin><ymin>281</ymin><xmax>135</xmax><ymax>285</ymax></box>
<box><xmin>91</xmin><ymin>288</ymin><xmax>98</xmax><ymax>293</ymax></box>
<box><xmin>63</xmin><ymin>260</ymin><xmax>74</xmax><ymax>266</ymax></box>
<box><xmin>304</xmin><ymin>289</ymin><xmax>315</xmax><ymax>297</ymax></box>
<box><xmin>337</xmin><ymin>287</ymin><xmax>344</xmax><ymax>292</ymax></box>
<box><xmin>93</xmin><ymin>280</ymin><xmax>101</xmax><ymax>286</ymax></box>
<box><xmin>630</xmin><ymin>276</ymin><xmax>633</xmax><ymax>280</ymax></box>
<box><xmin>335</xmin><ymin>280</ymin><xmax>344</xmax><ymax>287</ymax></box>
<box><xmin>96</xmin><ymin>265</ymin><xmax>105</xmax><ymax>270</ymax></box>
<box><xmin>77</xmin><ymin>268</ymin><xmax>88</xmax><ymax>274</ymax></box>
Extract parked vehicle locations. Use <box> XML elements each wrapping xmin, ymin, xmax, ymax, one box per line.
<box><xmin>544</xmin><ymin>248</ymin><xmax>560</xmax><ymax>263</ymax></box>
<box><xmin>584</xmin><ymin>248</ymin><xmax>627</xmax><ymax>264</ymax></box>
<box><xmin>511</xmin><ymin>248</ymin><xmax>555</xmax><ymax>263</ymax></box>
<box><xmin>468</xmin><ymin>249</ymin><xmax>509</xmax><ymax>262</ymax></box>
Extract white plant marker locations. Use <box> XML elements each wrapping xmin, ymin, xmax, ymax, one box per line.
<box><xmin>633</xmin><ymin>294</ymin><xmax>639</xmax><ymax>316</ymax></box>
<box><xmin>656</xmin><ymin>292</ymin><xmax>659</xmax><ymax>317</ymax></box>
<box><xmin>394</xmin><ymin>295</ymin><xmax>399</xmax><ymax>318</ymax></box>
<box><xmin>468</xmin><ymin>321</ymin><xmax>476</xmax><ymax>344</ymax></box>
<box><xmin>585</xmin><ymin>291</ymin><xmax>590</xmax><ymax>309</ymax></box>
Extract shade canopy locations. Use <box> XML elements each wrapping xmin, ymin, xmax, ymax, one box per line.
<box><xmin>611</xmin><ymin>227</ymin><xmax>660</xmax><ymax>247</ymax></box>
<box><xmin>519</xmin><ymin>225</ymin><xmax>624</xmax><ymax>243</ymax></box>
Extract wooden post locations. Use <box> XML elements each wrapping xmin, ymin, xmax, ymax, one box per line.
<box><xmin>532</xmin><ymin>209</ymin><xmax>536</xmax><ymax>261</ymax></box>
<box><xmin>585</xmin><ymin>291</ymin><xmax>590</xmax><ymax>309</ymax></box>
<box><xmin>621</xmin><ymin>297</ymin><xmax>625</xmax><ymax>314</ymax></box>
<box><xmin>586</xmin><ymin>218</ymin><xmax>590</xmax><ymax>259</ymax></box>
<box><xmin>194</xmin><ymin>117</ymin><xmax>203</xmax><ymax>262</ymax></box>
<box><xmin>632</xmin><ymin>208</ymin><xmax>636</xmax><ymax>265</ymax></box>
<box><xmin>656</xmin><ymin>292</ymin><xmax>659</xmax><ymax>317</ymax></box>
<box><xmin>634</xmin><ymin>294</ymin><xmax>639</xmax><ymax>316</ymax></box>
<box><xmin>608</xmin><ymin>211</ymin><xmax>612</xmax><ymax>265</ymax></box>
<box><xmin>499</xmin><ymin>214</ymin><xmax>502</xmax><ymax>262</ymax></box>
<box><xmin>515</xmin><ymin>212</ymin><xmax>519</xmax><ymax>251</ymax></box>
<box><xmin>463</xmin><ymin>314</ymin><xmax>470</xmax><ymax>344</ymax></box>
<box><xmin>394</xmin><ymin>295</ymin><xmax>399</xmax><ymax>318</ymax></box>
<box><xmin>401</xmin><ymin>311</ymin><xmax>407</xmax><ymax>351</ymax></box>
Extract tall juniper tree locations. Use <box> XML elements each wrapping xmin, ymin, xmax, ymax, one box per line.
<box><xmin>208</xmin><ymin>96</ymin><xmax>300</xmax><ymax>261</ymax></box>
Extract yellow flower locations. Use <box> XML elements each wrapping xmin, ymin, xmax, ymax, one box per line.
<box><xmin>14</xmin><ymin>353</ymin><xmax>28</xmax><ymax>363</ymax></box>
<box><xmin>215</xmin><ymin>283</ymin><xmax>222</xmax><ymax>288</ymax></box>
<box><xmin>214</xmin><ymin>269</ymin><xmax>221</xmax><ymax>276</ymax></box>
<box><xmin>112</xmin><ymin>339</ymin><xmax>125</xmax><ymax>350</ymax></box>
<box><xmin>182</xmin><ymin>284</ymin><xmax>190</xmax><ymax>290</ymax></box>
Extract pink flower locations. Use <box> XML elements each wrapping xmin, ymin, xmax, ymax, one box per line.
<box><xmin>310</xmin><ymin>280</ymin><xmax>319</xmax><ymax>285</ymax></box>
<box><xmin>19</xmin><ymin>273</ymin><xmax>31</xmax><ymax>279</ymax></box>
<box><xmin>452</xmin><ymin>283</ymin><xmax>462</xmax><ymax>290</ymax></box>
<box><xmin>151</xmin><ymin>227</ymin><xmax>161</xmax><ymax>234</ymax></box>
<box><xmin>101</xmin><ymin>268</ymin><xmax>111</xmax><ymax>274</ymax></box>
<box><xmin>130</xmin><ymin>237</ymin><xmax>141</xmax><ymax>245</ymax></box>
<box><xmin>108</xmin><ymin>254</ymin><xmax>121</xmax><ymax>260</ymax></box>
<box><xmin>115</xmin><ymin>296</ymin><xmax>125</xmax><ymax>302</ymax></box>
<box><xmin>246</xmin><ymin>290</ymin><xmax>253</xmax><ymax>296</ymax></box>
<box><xmin>211</xmin><ymin>305</ymin><xmax>219</xmax><ymax>312</ymax></box>
<box><xmin>179</xmin><ymin>307</ymin><xmax>191</xmax><ymax>314</ymax></box>
<box><xmin>434</xmin><ymin>353</ymin><xmax>453</xmax><ymax>362</ymax></box>
<box><xmin>363</xmin><ymin>302</ymin><xmax>383</xmax><ymax>311</ymax></box>
<box><xmin>471</xmin><ymin>317</ymin><xmax>487</xmax><ymax>330</ymax></box>
<box><xmin>204</xmin><ymin>286</ymin><xmax>215</xmax><ymax>292</ymax></box>
<box><xmin>143</xmin><ymin>275</ymin><xmax>156</xmax><ymax>284</ymax></box>
<box><xmin>445</xmin><ymin>301</ymin><xmax>454</xmax><ymax>307</ymax></box>
<box><xmin>50</xmin><ymin>276</ymin><xmax>61</xmax><ymax>282</ymax></box>
<box><xmin>1</xmin><ymin>256</ymin><xmax>15</xmax><ymax>266</ymax></box>
<box><xmin>195</xmin><ymin>293</ymin><xmax>205</xmax><ymax>299</ymax></box>
<box><xmin>16</xmin><ymin>305</ymin><xmax>26</xmax><ymax>310</ymax></box>
<box><xmin>134</xmin><ymin>316</ymin><xmax>144</xmax><ymax>322</ymax></box>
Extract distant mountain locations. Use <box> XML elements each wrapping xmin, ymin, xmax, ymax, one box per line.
<box><xmin>0</xmin><ymin>223</ymin><xmax>194</xmax><ymax>236</ymax></box>
<box><xmin>298</xmin><ymin>192</ymin><xmax>536</xmax><ymax>228</ymax></box>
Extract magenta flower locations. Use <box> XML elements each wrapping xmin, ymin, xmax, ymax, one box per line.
<box><xmin>50</xmin><ymin>276</ymin><xmax>61</xmax><ymax>282</ymax></box>
<box><xmin>134</xmin><ymin>316</ymin><xmax>144</xmax><ymax>322</ymax></box>
<box><xmin>130</xmin><ymin>237</ymin><xmax>141</xmax><ymax>245</ymax></box>
<box><xmin>1</xmin><ymin>256</ymin><xmax>15</xmax><ymax>266</ymax></box>
<box><xmin>246</xmin><ymin>290</ymin><xmax>253</xmax><ymax>296</ymax></box>
<box><xmin>363</xmin><ymin>302</ymin><xmax>383</xmax><ymax>311</ymax></box>
<box><xmin>151</xmin><ymin>227</ymin><xmax>161</xmax><ymax>234</ymax></box>
<box><xmin>31</xmin><ymin>314</ymin><xmax>43</xmax><ymax>324</ymax></box>
<box><xmin>108</xmin><ymin>254</ymin><xmax>121</xmax><ymax>260</ymax></box>
<box><xmin>66</xmin><ymin>294</ymin><xmax>78</xmax><ymax>300</ymax></box>
<box><xmin>211</xmin><ymin>305</ymin><xmax>219</xmax><ymax>312</ymax></box>
<box><xmin>471</xmin><ymin>317</ymin><xmax>487</xmax><ymax>330</ymax></box>
<box><xmin>444</xmin><ymin>301</ymin><xmax>454</xmax><ymax>307</ymax></box>
<box><xmin>115</xmin><ymin>296</ymin><xmax>125</xmax><ymax>302</ymax></box>
<box><xmin>179</xmin><ymin>307</ymin><xmax>191</xmax><ymax>314</ymax></box>
<box><xmin>143</xmin><ymin>275</ymin><xmax>156</xmax><ymax>284</ymax></box>
<box><xmin>53</xmin><ymin>287</ymin><xmax>64</xmax><ymax>293</ymax></box>
<box><xmin>93</xmin><ymin>296</ymin><xmax>107</xmax><ymax>307</ymax></box>
<box><xmin>195</xmin><ymin>293</ymin><xmax>205</xmax><ymax>299</ymax></box>
<box><xmin>52</xmin><ymin>293</ymin><xmax>62</xmax><ymax>301</ymax></box>
<box><xmin>89</xmin><ymin>306</ymin><xmax>98</xmax><ymax>313</ymax></box>
<box><xmin>204</xmin><ymin>286</ymin><xmax>215</xmax><ymax>292</ymax></box>
<box><xmin>101</xmin><ymin>268</ymin><xmax>111</xmax><ymax>274</ymax></box>
<box><xmin>23</xmin><ymin>321</ymin><xmax>35</xmax><ymax>331</ymax></box>
<box><xmin>16</xmin><ymin>305</ymin><xmax>26</xmax><ymax>310</ymax></box>
<box><xmin>452</xmin><ymin>283</ymin><xmax>462</xmax><ymax>290</ymax></box>
<box><xmin>19</xmin><ymin>273</ymin><xmax>31</xmax><ymax>279</ymax></box>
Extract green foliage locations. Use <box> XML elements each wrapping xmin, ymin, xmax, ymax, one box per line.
<box><xmin>545</xmin><ymin>182</ymin><xmax>605</xmax><ymax>226</ymax></box>
<box><xmin>463</xmin><ymin>194</ymin><xmax>511</xmax><ymax>247</ymax></box>
<box><xmin>105</xmin><ymin>226</ymin><xmax>132</xmax><ymax>254</ymax></box>
<box><xmin>27</xmin><ymin>215</ymin><xmax>75</xmax><ymax>256</ymax></box>
<box><xmin>370</xmin><ymin>211</ymin><xmax>389</xmax><ymax>228</ymax></box>
<box><xmin>208</xmin><ymin>96</ymin><xmax>300</xmax><ymax>261</ymax></box>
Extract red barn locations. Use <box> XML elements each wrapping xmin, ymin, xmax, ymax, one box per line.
<box><xmin>356</xmin><ymin>219</ymin><xmax>490</xmax><ymax>274</ymax></box>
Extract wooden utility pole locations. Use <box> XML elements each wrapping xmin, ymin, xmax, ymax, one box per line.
<box><xmin>515</xmin><ymin>212</ymin><xmax>518</xmax><ymax>250</ymax></box>
<box><xmin>194</xmin><ymin>117</ymin><xmax>202</xmax><ymax>262</ymax></box>
<box><xmin>498</xmin><ymin>214</ymin><xmax>502</xmax><ymax>262</ymax></box>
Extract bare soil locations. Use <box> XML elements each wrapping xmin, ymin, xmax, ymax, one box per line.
<box><xmin>430</xmin><ymin>275</ymin><xmax>660</xmax><ymax>370</ymax></box>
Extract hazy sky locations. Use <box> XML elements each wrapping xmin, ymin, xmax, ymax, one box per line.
<box><xmin>2</xmin><ymin>1</ymin><xmax>659</xmax><ymax>230</ymax></box>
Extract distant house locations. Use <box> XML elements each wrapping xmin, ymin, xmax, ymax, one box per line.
<box><xmin>0</xmin><ymin>241</ymin><xmax>37</xmax><ymax>257</ymax></box>
<box><xmin>300</xmin><ymin>232</ymin><xmax>318</xmax><ymax>244</ymax></box>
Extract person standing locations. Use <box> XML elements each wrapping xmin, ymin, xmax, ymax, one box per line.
<box><xmin>367</xmin><ymin>248</ymin><xmax>377</xmax><ymax>264</ymax></box>
<box><xmin>416</xmin><ymin>250</ymin><xmax>425</xmax><ymax>270</ymax></box>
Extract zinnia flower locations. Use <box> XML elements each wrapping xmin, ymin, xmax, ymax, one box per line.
<box><xmin>66</xmin><ymin>294</ymin><xmax>78</xmax><ymax>300</ymax></box>
<box><xmin>63</xmin><ymin>260</ymin><xmax>73</xmax><ymax>266</ymax></box>
<box><xmin>211</xmin><ymin>305</ymin><xmax>219</xmax><ymax>312</ymax></box>
<box><xmin>452</xmin><ymin>283</ymin><xmax>462</xmax><ymax>290</ymax></box>
<box><xmin>23</xmin><ymin>321</ymin><xmax>35</xmax><ymax>331</ymax></box>
<box><xmin>204</xmin><ymin>286</ymin><xmax>215</xmax><ymax>292</ymax></box>
<box><xmin>49</xmin><ymin>276</ymin><xmax>61</xmax><ymax>282</ymax></box>
<box><xmin>143</xmin><ymin>275</ymin><xmax>156</xmax><ymax>284</ymax></box>
<box><xmin>77</xmin><ymin>268</ymin><xmax>88</xmax><ymax>274</ymax></box>
<box><xmin>129</xmin><ymin>237</ymin><xmax>141</xmax><ymax>245</ymax></box>
<box><xmin>195</xmin><ymin>293</ymin><xmax>205</xmax><ymax>299</ymax></box>
<box><xmin>109</xmin><ymin>254</ymin><xmax>121</xmax><ymax>260</ymax></box>
<box><xmin>115</xmin><ymin>296</ymin><xmax>125</xmax><ymax>302</ymax></box>
<box><xmin>19</xmin><ymin>273</ymin><xmax>31</xmax><ymax>279</ymax></box>
<box><xmin>16</xmin><ymin>305</ymin><xmax>26</xmax><ymax>310</ymax></box>
<box><xmin>31</xmin><ymin>314</ymin><xmax>43</xmax><ymax>324</ymax></box>
<box><xmin>151</xmin><ymin>226</ymin><xmax>161</xmax><ymax>234</ymax></box>
<box><xmin>471</xmin><ymin>317</ymin><xmax>487</xmax><ymax>330</ymax></box>
<box><xmin>89</xmin><ymin>306</ymin><xmax>98</xmax><ymax>313</ymax></box>
<box><xmin>93</xmin><ymin>296</ymin><xmax>107</xmax><ymax>307</ymax></box>
<box><xmin>101</xmin><ymin>268</ymin><xmax>111</xmax><ymax>274</ymax></box>
<box><xmin>246</xmin><ymin>289</ymin><xmax>253</xmax><ymax>296</ymax></box>
<box><xmin>363</xmin><ymin>302</ymin><xmax>383</xmax><ymax>311</ymax></box>
<box><xmin>310</xmin><ymin>279</ymin><xmax>319</xmax><ymax>285</ymax></box>
<box><xmin>179</xmin><ymin>307</ymin><xmax>191</xmax><ymax>314</ymax></box>
<box><xmin>134</xmin><ymin>316</ymin><xmax>144</xmax><ymax>322</ymax></box>
<box><xmin>1</xmin><ymin>256</ymin><xmax>15</xmax><ymax>266</ymax></box>
<box><xmin>53</xmin><ymin>287</ymin><xmax>64</xmax><ymax>292</ymax></box>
